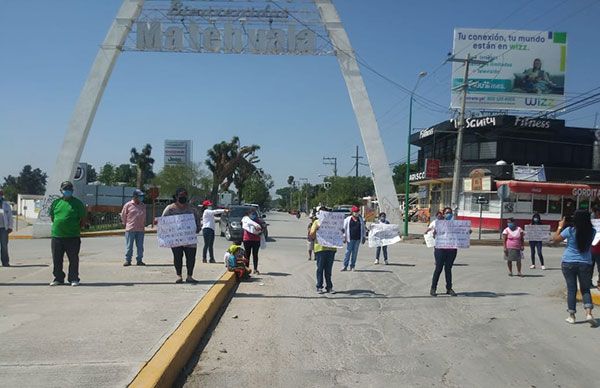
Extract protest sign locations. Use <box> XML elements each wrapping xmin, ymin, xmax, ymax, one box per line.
<box><xmin>316</xmin><ymin>211</ymin><xmax>345</xmax><ymax>248</ymax></box>
<box><xmin>593</xmin><ymin>220</ymin><xmax>600</xmax><ymax>246</ymax></box>
<box><xmin>524</xmin><ymin>224</ymin><xmax>551</xmax><ymax>242</ymax></box>
<box><xmin>434</xmin><ymin>220</ymin><xmax>471</xmax><ymax>249</ymax></box>
<box><xmin>368</xmin><ymin>223</ymin><xmax>400</xmax><ymax>248</ymax></box>
<box><xmin>424</xmin><ymin>232</ymin><xmax>435</xmax><ymax>248</ymax></box>
<box><xmin>157</xmin><ymin>214</ymin><xmax>198</xmax><ymax>248</ymax></box>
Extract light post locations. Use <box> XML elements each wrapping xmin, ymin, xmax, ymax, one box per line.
<box><xmin>403</xmin><ymin>71</ymin><xmax>427</xmax><ymax>237</ymax></box>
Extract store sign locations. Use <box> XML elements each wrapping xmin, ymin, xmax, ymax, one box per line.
<box><xmin>425</xmin><ymin>159</ymin><xmax>440</xmax><ymax>179</ymax></box>
<box><xmin>572</xmin><ymin>187</ymin><xmax>600</xmax><ymax>197</ymax></box>
<box><xmin>466</xmin><ymin>116</ymin><xmax>497</xmax><ymax>128</ymax></box>
<box><xmin>514</xmin><ymin>116</ymin><xmax>552</xmax><ymax>129</ymax></box>
<box><xmin>419</xmin><ymin>127</ymin><xmax>434</xmax><ymax>139</ymax></box>
<box><xmin>164</xmin><ymin>139</ymin><xmax>192</xmax><ymax>166</ymax></box>
<box><xmin>513</xmin><ymin>165</ymin><xmax>546</xmax><ymax>182</ymax></box>
<box><xmin>409</xmin><ymin>172</ymin><xmax>427</xmax><ymax>181</ymax></box>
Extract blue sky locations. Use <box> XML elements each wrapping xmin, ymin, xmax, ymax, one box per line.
<box><xmin>1</xmin><ymin>0</ymin><xmax>599</xmax><ymax>192</ymax></box>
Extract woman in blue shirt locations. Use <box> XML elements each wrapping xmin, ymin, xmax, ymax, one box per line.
<box><xmin>552</xmin><ymin>210</ymin><xmax>597</xmax><ymax>326</ymax></box>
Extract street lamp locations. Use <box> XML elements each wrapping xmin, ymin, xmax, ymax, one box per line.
<box><xmin>299</xmin><ymin>178</ymin><xmax>309</xmax><ymax>212</ymax></box>
<box><xmin>403</xmin><ymin>71</ymin><xmax>427</xmax><ymax>237</ymax></box>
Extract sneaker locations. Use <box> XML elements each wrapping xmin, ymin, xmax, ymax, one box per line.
<box><xmin>541</xmin><ymin>265</ymin><xmax>546</xmax><ymax>270</ymax></box>
<box><xmin>123</xmin><ymin>262</ymin><xmax>131</xmax><ymax>267</ymax></box>
<box><xmin>529</xmin><ymin>264</ymin><xmax>535</xmax><ymax>269</ymax></box>
<box><xmin>254</xmin><ymin>270</ymin><xmax>260</xmax><ymax>275</ymax></box>
<box><xmin>209</xmin><ymin>259</ymin><xmax>216</xmax><ymax>263</ymax></box>
<box><xmin>317</xmin><ymin>288</ymin><xmax>325</xmax><ymax>294</ymax></box>
<box><xmin>374</xmin><ymin>259</ymin><xmax>379</xmax><ymax>265</ymax></box>
<box><xmin>71</xmin><ymin>281</ymin><xmax>80</xmax><ymax>287</ymax></box>
<box><xmin>430</xmin><ymin>288</ymin><xmax>437</xmax><ymax>297</ymax></box>
<box><xmin>384</xmin><ymin>260</ymin><xmax>389</xmax><ymax>265</ymax></box>
<box><xmin>340</xmin><ymin>267</ymin><xmax>348</xmax><ymax>272</ymax></box>
<box><xmin>49</xmin><ymin>280</ymin><xmax>64</xmax><ymax>286</ymax></box>
<box><xmin>350</xmin><ymin>267</ymin><xmax>355</xmax><ymax>271</ymax></box>
<box><xmin>175</xmin><ymin>278</ymin><xmax>183</xmax><ymax>284</ymax></box>
<box><xmin>565</xmin><ymin>315</ymin><xmax>576</xmax><ymax>324</ymax></box>
<box><xmin>136</xmin><ymin>261</ymin><xmax>146</xmax><ymax>266</ymax></box>
<box><xmin>202</xmin><ymin>259</ymin><xmax>207</xmax><ymax>263</ymax></box>
<box><xmin>326</xmin><ymin>289</ymin><xmax>336</xmax><ymax>294</ymax></box>
<box><xmin>185</xmin><ymin>277</ymin><xmax>198</xmax><ymax>284</ymax></box>
<box><xmin>586</xmin><ymin>314</ymin><xmax>598</xmax><ymax>327</ymax></box>
<box><xmin>446</xmin><ymin>288</ymin><xmax>457</xmax><ymax>297</ymax></box>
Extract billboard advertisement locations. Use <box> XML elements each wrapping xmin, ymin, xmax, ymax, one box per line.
<box><xmin>451</xmin><ymin>28</ymin><xmax>567</xmax><ymax>111</ymax></box>
<box><xmin>164</xmin><ymin>140</ymin><xmax>193</xmax><ymax>165</ymax></box>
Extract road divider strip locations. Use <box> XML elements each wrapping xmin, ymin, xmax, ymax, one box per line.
<box><xmin>128</xmin><ymin>271</ymin><xmax>237</xmax><ymax>388</ymax></box>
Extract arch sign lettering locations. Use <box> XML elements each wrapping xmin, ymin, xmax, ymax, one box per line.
<box><xmin>38</xmin><ymin>0</ymin><xmax>401</xmax><ymax>235</ymax></box>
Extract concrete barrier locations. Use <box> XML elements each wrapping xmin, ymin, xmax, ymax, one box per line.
<box><xmin>128</xmin><ymin>271</ymin><xmax>237</xmax><ymax>388</ymax></box>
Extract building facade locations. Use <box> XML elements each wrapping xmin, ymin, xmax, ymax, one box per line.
<box><xmin>409</xmin><ymin>115</ymin><xmax>600</xmax><ymax>229</ymax></box>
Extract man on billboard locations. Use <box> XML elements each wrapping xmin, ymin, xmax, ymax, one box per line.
<box><xmin>522</xmin><ymin>58</ymin><xmax>558</xmax><ymax>94</ymax></box>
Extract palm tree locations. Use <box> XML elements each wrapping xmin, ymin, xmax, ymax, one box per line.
<box><xmin>232</xmin><ymin>158</ymin><xmax>261</xmax><ymax>201</ymax></box>
<box><xmin>130</xmin><ymin>144</ymin><xmax>155</xmax><ymax>189</ymax></box>
<box><xmin>205</xmin><ymin>136</ymin><xmax>260</xmax><ymax>203</ymax></box>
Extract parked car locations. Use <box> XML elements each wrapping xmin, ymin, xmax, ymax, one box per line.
<box><xmin>218</xmin><ymin>205</ymin><xmax>268</xmax><ymax>241</ymax></box>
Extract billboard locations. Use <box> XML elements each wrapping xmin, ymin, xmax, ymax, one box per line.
<box><xmin>164</xmin><ymin>140</ymin><xmax>193</xmax><ymax>165</ymax></box>
<box><xmin>451</xmin><ymin>29</ymin><xmax>567</xmax><ymax>111</ymax></box>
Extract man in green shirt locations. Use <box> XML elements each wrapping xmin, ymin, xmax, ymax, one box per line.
<box><xmin>49</xmin><ymin>181</ymin><xmax>86</xmax><ymax>286</ymax></box>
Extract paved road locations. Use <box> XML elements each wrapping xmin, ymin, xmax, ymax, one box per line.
<box><xmin>184</xmin><ymin>212</ymin><xmax>597</xmax><ymax>388</ymax></box>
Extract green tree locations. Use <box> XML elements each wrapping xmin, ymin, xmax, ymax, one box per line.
<box><xmin>205</xmin><ymin>136</ymin><xmax>260</xmax><ymax>203</ymax></box>
<box><xmin>240</xmin><ymin>172</ymin><xmax>273</xmax><ymax>209</ymax></box>
<box><xmin>130</xmin><ymin>144</ymin><xmax>155</xmax><ymax>189</ymax></box>
<box><xmin>310</xmin><ymin>176</ymin><xmax>374</xmax><ymax>208</ymax></box>
<box><xmin>392</xmin><ymin>163</ymin><xmax>418</xmax><ymax>193</ymax></box>
<box><xmin>232</xmin><ymin>155</ymin><xmax>260</xmax><ymax>195</ymax></box>
<box><xmin>2</xmin><ymin>165</ymin><xmax>47</xmax><ymax>202</ymax></box>
<box><xmin>98</xmin><ymin>163</ymin><xmax>115</xmax><ymax>185</ymax></box>
<box><xmin>86</xmin><ymin>165</ymin><xmax>98</xmax><ymax>183</ymax></box>
<box><xmin>114</xmin><ymin>164</ymin><xmax>136</xmax><ymax>186</ymax></box>
<box><xmin>153</xmin><ymin>163</ymin><xmax>211</xmax><ymax>204</ymax></box>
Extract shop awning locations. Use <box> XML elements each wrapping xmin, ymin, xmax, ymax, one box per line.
<box><xmin>496</xmin><ymin>180</ymin><xmax>600</xmax><ymax>197</ymax></box>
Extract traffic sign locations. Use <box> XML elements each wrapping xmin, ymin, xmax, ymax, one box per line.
<box><xmin>497</xmin><ymin>185</ymin><xmax>511</xmax><ymax>200</ymax></box>
<box><xmin>476</xmin><ymin>196</ymin><xmax>489</xmax><ymax>205</ymax></box>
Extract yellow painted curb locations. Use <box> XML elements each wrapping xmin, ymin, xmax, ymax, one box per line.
<box><xmin>576</xmin><ymin>289</ymin><xmax>600</xmax><ymax>306</ymax></box>
<box><xmin>128</xmin><ymin>271</ymin><xmax>237</xmax><ymax>388</ymax></box>
<box><xmin>8</xmin><ymin>235</ymin><xmax>33</xmax><ymax>240</ymax></box>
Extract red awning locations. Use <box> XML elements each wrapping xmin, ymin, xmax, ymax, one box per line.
<box><xmin>496</xmin><ymin>180</ymin><xmax>600</xmax><ymax>197</ymax></box>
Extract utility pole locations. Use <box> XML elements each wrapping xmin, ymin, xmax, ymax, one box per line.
<box><xmin>594</xmin><ymin>112</ymin><xmax>598</xmax><ymax>129</ymax></box>
<box><xmin>351</xmin><ymin>146</ymin><xmax>363</xmax><ymax>177</ymax></box>
<box><xmin>323</xmin><ymin>157</ymin><xmax>337</xmax><ymax>177</ymax></box>
<box><xmin>447</xmin><ymin>54</ymin><xmax>490</xmax><ymax>211</ymax></box>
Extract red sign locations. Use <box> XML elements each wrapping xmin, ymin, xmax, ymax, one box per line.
<box><xmin>425</xmin><ymin>159</ymin><xmax>440</xmax><ymax>179</ymax></box>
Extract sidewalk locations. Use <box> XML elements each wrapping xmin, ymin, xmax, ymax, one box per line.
<box><xmin>0</xmin><ymin>235</ymin><xmax>229</xmax><ymax>388</ymax></box>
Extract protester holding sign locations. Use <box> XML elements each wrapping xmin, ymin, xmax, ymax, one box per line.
<box><xmin>371</xmin><ymin>212</ymin><xmax>390</xmax><ymax>265</ymax></box>
<box><xmin>309</xmin><ymin>207</ymin><xmax>339</xmax><ymax>294</ymax></box>
<box><xmin>342</xmin><ymin>206</ymin><xmax>365</xmax><ymax>271</ymax></box>
<box><xmin>552</xmin><ymin>210</ymin><xmax>597</xmax><ymax>327</ymax></box>
<box><xmin>430</xmin><ymin>208</ymin><xmax>462</xmax><ymax>297</ymax></box>
<box><xmin>162</xmin><ymin>188</ymin><xmax>202</xmax><ymax>284</ymax></box>
<box><xmin>503</xmin><ymin>218</ymin><xmax>525</xmax><ymax>277</ymax></box>
<box><xmin>425</xmin><ymin>211</ymin><xmax>444</xmax><ymax>248</ymax></box>
<box><xmin>242</xmin><ymin>209</ymin><xmax>264</xmax><ymax>274</ymax></box>
<box><xmin>527</xmin><ymin>213</ymin><xmax>546</xmax><ymax>270</ymax></box>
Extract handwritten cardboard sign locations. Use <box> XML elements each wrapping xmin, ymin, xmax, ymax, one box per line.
<box><xmin>593</xmin><ymin>220</ymin><xmax>600</xmax><ymax>246</ymax></box>
<box><xmin>316</xmin><ymin>211</ymin><xmax>345</xmax><ymax>248</ymax></box>
<box><xmin>524</xmin><ymin>224</ymin><xmax>551</xmax><ymax>242</ymax></box>
<box><xmin>157</xmin><ymin>214</ymin><xmax>198</xmax><ymax>248</ymax></box>
<box><xmin>368</xmin><ymin>223</ymin><xmax>400</xmax><ymax>248</ymax></box>
<box><xmin>434</xmin><ymin>220</ymin><xmax>471</xmax><ymax>249</ymax></box>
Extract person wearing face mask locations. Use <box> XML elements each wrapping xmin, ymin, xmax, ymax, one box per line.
<box><xmin>162</xmin><ymin>188</ymin><xmax>202</xmax><ymax>284</ymax></box>
<box><xmin>528</xmin><ymin>212</ymin><xmax>545</xmax><ymax>270</ymax></box>
<box><xmin>120</xmin><ymin>189</ymin><xmax>147</xmax><ymax>267</ymax></box>
<box><xmin>372</xmin><ymin>212</ymin><xmax>390</xmax><ymax>265</ymax></box>
<box><xmin>242</xmin><ymin>209</ymin><xmax>263</xmax><ymax>274</ymax></box>
<box><xmin>341</xmin><ymin>205</ymin><xmax>366</xmax><ymax>271</ymax></box>
<box><xmin>49</xmin><ymin>181</ymin><xmax>87</xmax><ymax>286</ymax></box>
<box><xmin>0</xmin><ymin>189</ymin><xmax>14</xmax><ymax>267</ymax></box>
<box><xmin>200</xmin><ymin>200</ymin><xmax>227</xmax><ymax>263</ymax></box>
<box><xmin>430</xmin><ymin>207</ymin><xmax>458</xmax><ymax>296</ymax></box>
<box><xmin>503</xmin><ymin>217</ymin><xmax>525</xmax><ymax>277</ymax></box>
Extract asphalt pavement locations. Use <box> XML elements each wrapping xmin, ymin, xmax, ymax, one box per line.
<box><xmin>183</xmin><ymin>212</ymin><xmax>598</xmax><ymax>388</ymax></box>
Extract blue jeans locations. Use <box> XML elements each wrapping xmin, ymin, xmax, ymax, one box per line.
<box><xmin>0</xmin><ymin>228</ymin><xmax>9</xmax><ymax>265</ymax></box>
<box><xmin>343</xmin><ymin>239</ymin><xmax>361</xmax><ymax>268</ymax></box>
<box><xmin>376</xmin><ymin>246</ymin><xmax>388</xmax><ymax>261</ymax></box>
<box><xmin>202</xmin><ymin>228</ymin><xmax>215</xmax><ymax>261</ymax></box>
<box><xmin>529</xmin><ymin>241</ymin><xmax>544</xmax><ymax>266</ymax></box>
<box><xmin>125</xmin><ymin>231</ymin><xmax>144</xmax><ymax>263</ymax></box>
<box><xmin>316</xmin><ymin>250</ymin><xmax>335</xmax><ymax>290</ymax></box>
<box><xmin>431</xmin><ymin>249</ymin><xmax>457</xmax><ymax>290</ymax></box>
<box><xmin>561</xmin><ymin>262</ymin><xmax>593</xmax><ymax>313</ymax></box>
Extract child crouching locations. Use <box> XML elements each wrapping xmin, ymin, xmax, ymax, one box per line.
<box><xmin>224</xmin><ymin>243</ymin><xmax>251</xmax><ymax>280</ymax></box>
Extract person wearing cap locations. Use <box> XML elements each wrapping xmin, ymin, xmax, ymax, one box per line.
<box><xmin>200</xmin><ymin>200</ymin><xmax>227</xmax><ymax>263</ymax></box>
<box><xmin>120</xmin><ymin>189</ymin><xmax>147</xmax><ymax>266</ymax></box>
<box><xmin>49</xmin><ymin>181</ymin><xmax>87</xmax><ymax>286</ymax></box>
<box><xmin>341</xmin><ymin>205</ymin><xmax>366</xmax><ymax>271</ymax></box>
<box><xmin>162</xmin><ymin>188</ymin><xmax>202</xmax><ymax>283</ymax></box>
<box><xmin>0</xmin><ymin>189</ymin><xmax>14</xmax><ymax>267</ymax></box>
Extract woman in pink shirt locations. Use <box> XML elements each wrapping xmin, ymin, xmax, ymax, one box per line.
<box><xmin>503</xmin><ymin>217</ymin><xmax>525</xmax><ymax>276</ymax></box>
